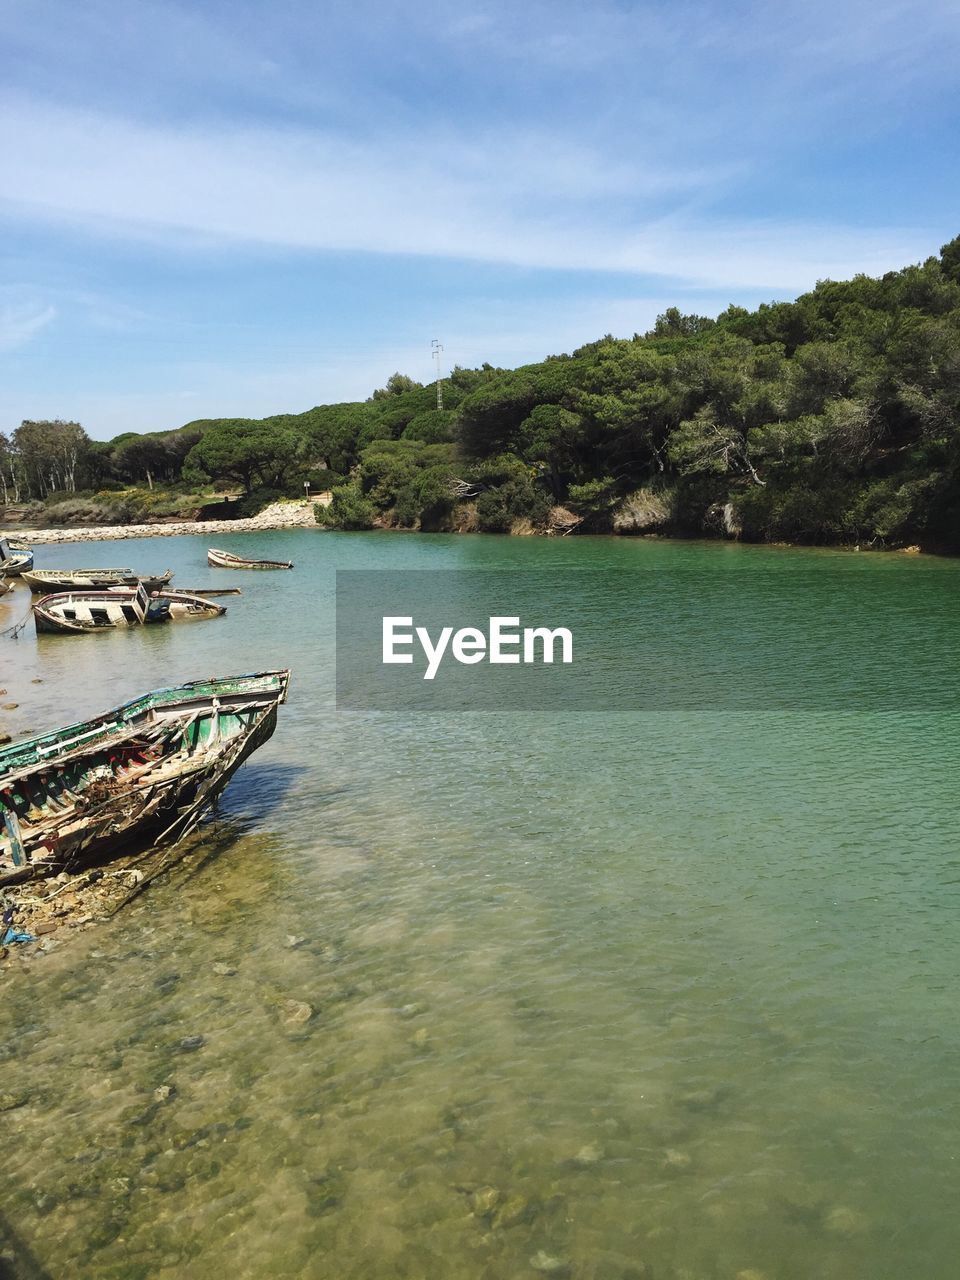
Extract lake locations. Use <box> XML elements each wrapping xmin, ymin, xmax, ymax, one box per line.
<box><xmin>1</xmin><ymin>530</ymin><xmax>958</xmax><ymax>1280</ymax></box>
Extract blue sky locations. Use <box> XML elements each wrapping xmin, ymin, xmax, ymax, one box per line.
<box><xmin>1</xmin><ymin>0</ymin><xmax>958</xmax><ymax>440</ymax></box>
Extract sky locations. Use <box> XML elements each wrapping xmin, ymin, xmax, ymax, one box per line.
<box><xmin>1</xmin><ymin>0</ymin><xmax>959</xmax><ymax>440</ymax></box>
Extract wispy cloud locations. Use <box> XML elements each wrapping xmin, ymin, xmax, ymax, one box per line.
<box><xmin>1</xmin><ymin>0</ymin><xmax>957</xmax><ymax>437</ymax></box>
<box><xmin>0</xmin><ymin>97</ymin><xmax>933</xmax><ymax>291</ymax></box>
<box><xmin>0</xmin><ymin>289</ymin><xmax>56</xmax><ymax>352</ymax></box>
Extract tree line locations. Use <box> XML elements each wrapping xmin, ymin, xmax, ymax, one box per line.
<box><xmin>4</xmin><ymin>236</ymin><xmax>959</xmax><ymax>548</ymax></box>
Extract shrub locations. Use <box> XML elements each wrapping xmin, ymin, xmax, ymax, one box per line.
<box><xmin>475</xmin><ymin>478</ymin><xmax>551</xmax><ymax>532</ymax></box>
<box><xmin>401</xmin><ymin>410</ymin><xmax>456</xmax><ymax>443</ymax></box>
<box><xmin>612</xmin><ymin>488</ymin><xmax>674</xmax><ymax>533</ymax></box>
<box><xmin>233</xmin><ymin>487</ymin><xmax>284</xmax><ymax>518</ymax></box>
<box><xmin>316</xmin><ymin>482</ymin><xmax>375</xmax><ymax>530</ymax></box>
<box><xmin>307</xmin><ymin>468</ymin><xmax>343</xmax><ymax>492</ymax></box>
<box><xmin>43</xmin><ymin>498</ymin><xmax>110</xmax><ymax>524</ymax></box>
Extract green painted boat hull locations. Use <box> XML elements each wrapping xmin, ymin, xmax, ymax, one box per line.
<box><xmin>0</xmin><ymin>670</ymin><xmax>290</xmax><ymax>881</ymax></box>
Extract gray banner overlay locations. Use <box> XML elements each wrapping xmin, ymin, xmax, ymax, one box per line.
<box><xmin>335</xmin><ymin>568</ymin><xmax>960</xmax><ymax>712</ymax></box>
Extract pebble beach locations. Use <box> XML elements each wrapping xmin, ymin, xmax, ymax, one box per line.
<box><xmin>1</xmin><ymin>498</ymin><xmax>326</xmax><ymax>546</ymax></box>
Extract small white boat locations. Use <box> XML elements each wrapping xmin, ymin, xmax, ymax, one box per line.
<box><xmin>208</xmin><ymin>547</ymin><xmax>293</xmax><ymax>570</ymax></box>
<box><xmin>33</xmin><ymin>585</ymin><xmax>226</xmax><ymax>635</ymax></box>
<box><xmin>22</xmin><ymin>567</ymin><xmax>174</xmax><ymax>593</ymax></box>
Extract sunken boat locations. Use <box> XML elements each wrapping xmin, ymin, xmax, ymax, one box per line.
<box><xmin>0</xmin><ymin>537</ymin><xmax>33</xmax><ymax>576</ymax></box>
<box><xmin>208</xmin><ymin>547</ymin><xmax>293</xmax><ymax>570</ymax></box>
<box><xmin>22</xmin><ymin>567</ymin><xmax>174</xmax><ymax>593</ymax></box>
<box><xmin>33</xmin><ymin>585</ymin><xmax>226</xmax><ymax>634</ymax></box>
<box><xmin>0</xmin><ymin>670</ymin><xmax>290</xmax><ymax>883</ymax></box>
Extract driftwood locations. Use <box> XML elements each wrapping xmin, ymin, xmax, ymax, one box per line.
<box><xmin>448</xmin><ymin>477</ymin><xmax>487</xmax><ymax>499</ymax></box>
<box><xmin>546</xmin><ymin>506</ymin><xmax>583</xmax><ymax>536</ymax></box>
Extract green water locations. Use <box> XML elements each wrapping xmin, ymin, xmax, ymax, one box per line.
<box><xmin>1</xmin><ymin>532</ymin><xmax>959</xmax><ymax>1280</ymax></box>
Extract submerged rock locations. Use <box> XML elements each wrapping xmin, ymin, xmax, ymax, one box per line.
<box><xmin>212</xmin><ymin>962</ymin><xmax>237</xmax><ymax>976</ymax></box>
<box><xmin>177</xmin><ymin>1035</ymin><xmax>205</xmax><ymax>1053</ymax></box>
<box><xmin>0</xmin><ymin>1092</ymin><xmax>30</xmax><ymax>1113</ymax></box>
<box><xmin>281</xmin><ymin>999</ymin><xmax>314</xmax><ymax>1026</ymax></box>
<box><xmin>663</xmin><ymin>1147</ymin><xmax>692</xmax><ymax>1169</ymax></box>
<box><xmin>32</xmin><ymin>1192</ymin><xmax>59</xmax><ymax>1217</ymax></box>
<box><xmin>824</xmin><ymin>1204</ymin><xmax>868</xmax><ymax>1235</ymax></box>
<box><xmin>529</xmin><ymin>1250</ymin><xmax>571</xmax><ymax>1275</ymax></box>
<box><xmin>494</xmin><ymin>1194</ymin><xmax>533</xmax><ymax>1229</ymax></box>
<box><xmin>305</xmin><ymin>1168</ymin><xmax>345</xmax><ymax>1217</ymax></box>
<box><xmin>569</xmin><ymin>1142</ymin><xmax>603</xmax><ymax>1168</ymax></box>
<box><xmin>470</xmin><ymin>1186</ymin><xmax>501</xmax><ymax>1217</ymax></box>
<box><xmin>677</xmin><ymin>1085</ymin><xmax>729</xmax><ymax>1112</ymax></box>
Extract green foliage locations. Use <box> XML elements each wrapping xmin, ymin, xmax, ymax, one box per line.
<box><xmin>941</xmin><ymin>235</ymin><xmax>960</xmax><ymax>285</ymax></box>
<box><xmin>6</xmin><ymin>236</ymin><xmax>959</xmax><ymax>550</ymax></box>
<box><xmin>402</xmin><ymin>409</ymin><xmax>456</xmax><ymax>442</ymax></box>
<box><xmin>735</xmin><ymin>482</ymin><xmax>850</xmax><ymax>543</ymax></box>
<box><xmin>232</xmin><ymin>487</ymin><xmax>285</xmax><ymax>518</ymax></box>
<box><xmin>183</xmin><ymin>421</ymin><xmax>299</xmax><ymax>492</ymax></box>
<box><xmin>647</xmin><ymin>307</ymin><xmax>716</xmax><ymax>339</ymax></box>
<box><xmin>316</xmin><ymin>481</ymin><xmax>376</xmax><ymax>530</ymax></box>
<box><xmin>566</xmin><ymin>476</ymin><xmax>620</xmax><ymax>520</ymax></box>
<box><xmin>370</xmin><ymin>372</ymin><xmax>422</xmax><ymax>400</ymax></box>
<box><xmin>357</xmin><ymin>439</ymin><xmax>457</xmax><ymax>528</ymax></box>
<box><xmin>475</xmin><ymin>481</ymin><xmax>548</xmax><ymax>532</ymax></box>
<box><xmin>8</xmin><ymin>419</ymin><xmax>92</xmax><ymax>499</ymax></box>
<box><xmin>306</xmin><ymin>467</ymin><xmax>344</xmax><ymax>491</ymax></box>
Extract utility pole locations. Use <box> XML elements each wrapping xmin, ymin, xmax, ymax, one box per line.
<box><xmin>432</xmin><ymin>338</ymin><xmax>444</xmax><ymax>411</ymax></box>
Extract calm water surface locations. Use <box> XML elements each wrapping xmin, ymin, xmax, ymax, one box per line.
<box><xmin>0</xmin><ymin>532</ymin><xmax>958</xmax><ymax>1280</ymax></box>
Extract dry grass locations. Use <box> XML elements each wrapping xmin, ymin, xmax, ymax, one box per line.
<box><xmin>612</xmin><ymin>488</ymin><xmax>673</xmax><ymax>533</ymax></box>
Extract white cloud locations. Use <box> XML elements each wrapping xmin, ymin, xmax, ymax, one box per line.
<box><xmin>0</xmin><ymin>97</ymin><xmax>935</xmax><ymax>292</ymax></box>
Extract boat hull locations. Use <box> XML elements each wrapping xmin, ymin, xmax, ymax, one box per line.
<box><xmin>0</xmin><ymin>538</ymin><xmax>33</xmax><ymax>576</ymax></box>
<box><xmin>33</xmin><ymin>587</ymin><xmax>226</xmax><ymax>634</ymax></box>
<box><xmin>208</xmin><ymin>548</ymin><xmax>293</xmax><ymax>570</ymax></box>
<box><xmin>0</xmin><ymin>670</ymin><xmax>289</xmax><ymax>880</ymax></box>
<box><xmin>23</xmin><ymin>569</ymin><xmax>175</xmax><ymax>593</ymax></box>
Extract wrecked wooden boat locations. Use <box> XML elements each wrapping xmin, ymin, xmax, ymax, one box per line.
<box><xmin>208</xmin><ymin>547</ymin><xmax>293</xmax><ymax>570</ymax></box>
<box><xmin>33</xmin><ymin>585</ymin><xmax>226</xmax><ymax>634</ymax></box>
<box><xmin>0</xmin><ymin>575</ymin><xmax>10</xmax><ymax>597</ymax></box>
<box><xmin>22</xmin><ymin>567</ymin><xmax>175</xmax><ymax>593</ymax></box>
<box><xmin>0</xmin><ymin>538</ymin><xmax>33</xmax><ymax>576</ymax></box>
<box><xmin>0</xmin><ymin>669</ymin><xmax>290</xmax><ymax>883</ymax></box>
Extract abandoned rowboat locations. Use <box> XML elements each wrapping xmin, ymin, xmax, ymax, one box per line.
<box><xmin>22</xmin><ymin>567</ymin><xmax>175</xmax><ymax>593</ymax></box>
<box><xmin>0</xmin><ymin>537</ymin><xmax>34</xmax><ymax>576</ymax></box>
<box><xmin>208</xmin><ymin>548</ymin><xmax>293</xmax><ymax>570</ymax></box>
<box><xmin>33</xmin><ymin>585</ymin><xmax>226</xmax><ymax>634</ymax></box>
<box><xmin>0</xmin><ymin>669</ymin><xmax>290</xmax><ymax>884</ymax></box>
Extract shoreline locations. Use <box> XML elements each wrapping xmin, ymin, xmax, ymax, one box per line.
<box><xmin>1</xmin><ymin>498</ymin><xmax>322</xmax><ymax>545</ymax></box>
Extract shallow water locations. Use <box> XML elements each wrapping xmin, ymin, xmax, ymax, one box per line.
<box><xmin>1</xmin><ymin>531</ymin><xmax>959</xmax><ymax>1279</ymax></box>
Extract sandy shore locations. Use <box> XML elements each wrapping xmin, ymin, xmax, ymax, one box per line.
<box><xmin>1</xmin><ymin>497</ymin><xmax>327</xmax><ymax>545</ymax></box>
